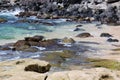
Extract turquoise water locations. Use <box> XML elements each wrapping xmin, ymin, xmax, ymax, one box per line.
<box><xmin>0</xmin><ymin>11</ymin><xmax>76</xmax><ymax>40</ymax></box>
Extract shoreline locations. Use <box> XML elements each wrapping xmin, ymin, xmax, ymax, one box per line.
<box><xmin>0</xmin><ymin>23</ymin><xmax>120</xmax><ymax>61</ymax></box>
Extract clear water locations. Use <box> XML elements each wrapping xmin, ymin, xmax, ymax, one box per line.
<box><xmin>0</xmin><ymin>10</ymin><xmax>77</xmax><ymax>40</ymax></box>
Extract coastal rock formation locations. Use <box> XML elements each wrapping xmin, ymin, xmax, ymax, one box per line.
<box><xmin>47</xmin><ymin>68</ymin><xmax>119</xmax><ymax>80</ymax></box>
<box><xmin>13</xmin><ymin>35</ymin><xmax>64</xmax><ymax>51</ymax></box>
<box><xmin>0</xmin><ymin>58</ymin><xmax>50</xmax><ymax>80</ymax></box>
<box><xmin>2</xmin><ymin>0</ymin><xmax>119</xmax><ymax>25</ymax></box>
<box><xmin>1</xmin><ymin>59</ymin><xmax>120</xmax><ymax>80</ymax></box>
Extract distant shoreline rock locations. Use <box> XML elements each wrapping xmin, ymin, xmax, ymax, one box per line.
<box><xmin>0</xmin><ymin>0</ymin><xmax>119</xmax><ymax>25</ymax></box>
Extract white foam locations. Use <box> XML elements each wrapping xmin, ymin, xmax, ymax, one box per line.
<box><xmin>30</xmin><ymin>54</ymin><xmax>40</xmax><ymax>58</ymax></box>
<box><xmin>32</xmin><ymin>46</ymin><xmax>46</xmax><ymax>51</ymax></box>
<box><xmin>0</xmin><ymin>51</ymin><xmax>7</xmax><ymax>55</ymax></box>
<box><xmin>0</xmin><ymin>8</ymin><xmax>24</xmax><ymax>16</ymax></box>
<box><xmin>7</xmin><ymin>56</ymin><xmax>20</xmax><ymax>61</ymax></box>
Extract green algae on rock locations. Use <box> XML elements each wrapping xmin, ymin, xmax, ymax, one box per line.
<box><xmin>87</xmin><ymin>58</ymin><xmax>120</xmax><ymax>70</ymax></box>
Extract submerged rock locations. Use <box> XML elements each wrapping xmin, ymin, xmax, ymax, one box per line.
<box><xmin>0</xmin><ymin>18</ymin><xmax>7</xmax><ymax>23</ymax></box>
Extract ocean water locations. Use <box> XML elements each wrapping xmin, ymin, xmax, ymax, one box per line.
<box><xmin>0</xmin><ymin>10</ymin><xmax>101</xmax><ymax>71</ymax></box>
<box><xmin>0</xmin><ymin>9</ymin><xmax>80</xmax><ymax>61</ymax></box>
<box><xmin>0</xmin><ymin>9</ymin><xmax>77</xmax><ymax>40</ymax></box>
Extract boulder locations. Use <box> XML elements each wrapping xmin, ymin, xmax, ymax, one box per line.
<box><xmin>13</xmin><ymin>40</ymin><xmax>30</xmax><ymax>51</ymax></box>
<box><xmin>100</xmin><ymin>33</ymin><xmax>113</xmax><ymax>37</ymax></box>
<box><xmin>76</xmin><ymin>33</ymin><xmax>92</xmax><ymax>38</ymax></box>
<box><xmin>62</xmin><ymin>37</ymin><xmax>75</xmax><ymax>43</ymax></box>
<box><xmin>25</xmin><ymin>35</ymin><xmax>44</xmax><ymax>42</ymax></box>
<box><xmin>39</xmin><ymin>39</ymin><xmax>58</xmax><ymax>47</ymax></box>
<box><xmin>25</xmin><ymin>64</ymin><xmax>51</xmax><ymax>73</ymax></box>
<box><xmin>75</xmin><ymin>24</ymin><xmax>83</xmax><ymax>28</ymax></box>
<box><xmin>107</xmin><ymin>38</ymin><xmax>119</xmax><ymax>42</ymax></box>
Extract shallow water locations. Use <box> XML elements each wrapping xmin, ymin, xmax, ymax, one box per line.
<box><xmin>0</xmin><ymin>10</ymin><xmax>101</xmax><ymax>71</ymax></box>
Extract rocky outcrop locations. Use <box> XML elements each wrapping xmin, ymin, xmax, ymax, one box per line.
<box><xmin>1</xmin><ymin>59</ymin><xmax>120</xmax><ymax>80</ymax></box>
<box><xmin>7</xmin><ymin>0</ymin><xmax>119</xmax><ymax>25</ymax></box>
<box><xmin>0</xmin><ymin>58</ymin><xmax>50</xmax><ymax>80</ymax></box>
<box><xmin>13</xmin><ymin>35</ymin><xmax>64</xmax><ymax>51</ymax></box>
<box><xmin>47</xmin><ymin>68</ymin><xmax>119</xmax><ymax>80</ymax></box>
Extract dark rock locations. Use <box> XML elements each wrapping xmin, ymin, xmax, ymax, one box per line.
<box><xmin>39</xmin><ymin>39</ymin><xmax>57</xmax><ymax>47</ymax></box>
<box><xmin>106</xmin><ymin>0</ymin><xmax>119</xmax><ymax>3</ymax></box>
<box><xmin>100</xmin><ymin>33</ymin><xmax>113</xmax><ymax>37</ymax></box>
<box><xmin>99</xmin><ymin>74</ymin><xmax>114</xmax><ymax>80</ymax></box>
<box><xmin>107</xmin><ymin>38</ymin><xmax>119</xmax><ymax>42</ymax></box>
<box><xmin>24</xmin><ymin>64</ymin><xmax>51</xmax><ymax>73</ymax></box>
<box><xmin>28</xmin><ymin>41</ymin><xmax>40</xmax><ymax>46</ymax></box>
<box><xmin>74</xmin><ymin>28</ymin><xmax>80</xmax><ymax>31</ymax></box>
<box><xmin>16</xmin><ymin>11</ymin><xmax>37</xmax><ymax>17</ymax></box>
<box><xmin>75</xmin><ymin>24</ymin><xmax>83</xmax><ymax>28</ymax></box>
<box><xmin>25</xmin><ymin>35</ymin><xmax>44</xmax><ymax>42</ymax></box>
<box><xmin>14</xmin><ymin>40</ymin><xmax>30</xmax><ymax>51</ymax></box>
<box><xmin>76</xmin><ymin>32</ymin><xmax>92</xmax><ymax>38</ymax></box>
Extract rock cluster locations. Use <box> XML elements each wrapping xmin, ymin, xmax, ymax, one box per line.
<box><xmin>0</xmin><ymin>0</ymin><xmax>119</xmax><ymax>25</ymax></box>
